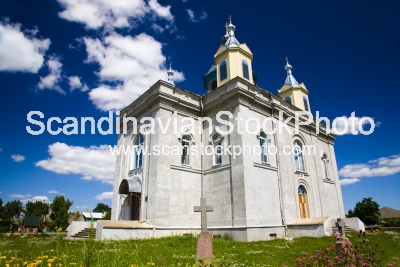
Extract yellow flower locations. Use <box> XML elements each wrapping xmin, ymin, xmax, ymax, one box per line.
<box><xmin>130</xmin><ymin>265</ymin><xmax>139</xmax><ymax>267</ymax></box>
<box><xmin>6</xmin><ymin>264</ymin><xmax>10</xmax><ymax>267</ymax></box>
<box><xmin>48</xmin><ymin>264</ymin><xmax>52</xmax><ymax>267</ymax></box>
<box><xmin>48</xmin><ymin>259</ymin><xmax>55</xmax><ymax>263</ymax></box>
<box><xmin>70</xmin><ymin>263</ymin><xmax>76</xmax><ymax>266</ymax></box>
<box><xmin>147</xmin><ymin>262</ymin><xmax>155</xmax><ymax>266</ymax></box>
<box><xmin>0</xmin><ymin>256</ymin><xmax>6</xmax><ymax>259</ymax></box>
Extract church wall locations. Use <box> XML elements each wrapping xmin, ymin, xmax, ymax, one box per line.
<box><xmin>238</xmin><ymin>105</ymin><xmax>283</xmax><ymax>227</ymax></box>
<box><xmin>150</xmin><ymin>107</ymin><xmax>202</xmax><ymax>228</ymax></box>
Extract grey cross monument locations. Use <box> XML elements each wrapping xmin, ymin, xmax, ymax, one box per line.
<box><xmin>193</xmin><ymin>197</ymin><xmax>214</xmax><ymax>262</ymax></box>
<box><xmin>194</xmin><ymin>198</ymin><xmax>214</xmax><ymax>232</ymax></box>
<box><xmin>335</xmin><ymin>218</ymin><xmax>351</xmax><ymax>256</ymax></box>
<box><xmin>335</xmin><ymin>218</ymin><xmax>346</xmax><ymax>238</ymax></box>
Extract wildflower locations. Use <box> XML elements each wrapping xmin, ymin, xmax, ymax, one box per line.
<box><xmin>147</xmin><ymin>262</ymin><xmax>155</xmax><ymax>266</ymax></box>
<box><xmin>130</xmin><ymin>265</ymin><xmax>139</xmax><ymax>267</ymax></box>
<box><xmin>334</xmin><ymin>230</ymin><xmax>341</xmax><ymax>239</ymax></box>
<box><xmin>70</xmin><ymin>263</ymin><xmax>76</xmax><ymax>266</ymax></box>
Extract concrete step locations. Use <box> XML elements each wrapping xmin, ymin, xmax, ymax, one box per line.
<box><xmin>71</xmin><ymin>228</ymin><xmax>96</xmax><ymax>239</ymax></box>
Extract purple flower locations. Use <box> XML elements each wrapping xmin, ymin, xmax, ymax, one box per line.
<box><xmin>334</xmin><ymin>230</ymin><xmax>341</xmax><ymax>239</ymax></box>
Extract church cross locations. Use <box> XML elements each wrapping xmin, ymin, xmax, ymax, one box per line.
<box><xmin>335</xmin><ymin>218</ymin><xmax>346</xmax><ymax>237</ymax></box>
<box><xmin>285</xmin><ymin>56</ymin><xmax>289</xmax><ymax>63</ymax></box>
<box><xmin>194</xmin><ymin>198</ymin><xmax>214</xmax><ymax>232</ymax></box>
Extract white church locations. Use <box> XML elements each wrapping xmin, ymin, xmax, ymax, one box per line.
<box><xmin>70</xmin><ymin>18</ymin><xmax>366</xmax><ymax>241</ymax></box>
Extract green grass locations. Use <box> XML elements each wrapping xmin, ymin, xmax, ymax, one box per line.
<box><xmin>0</xmin><ymin>230</ymin><xmax>399</xmax><ymax>267</ymax></box>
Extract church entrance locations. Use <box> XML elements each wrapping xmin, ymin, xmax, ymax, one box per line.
<box><xmin>298</xmin><ymin>185</ymin><xmax>309</xmax><ymax>218</ymax></box>
<box><xmin>131</xmin><ymin>193</ymin><xmax>141</xmax><ymax>221</ymax></box>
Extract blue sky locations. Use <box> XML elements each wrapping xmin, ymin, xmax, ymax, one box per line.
<box><xmin>0</xmin><ymin>0</ymin><xmax>399</xmax><ymax>213</ymax></box>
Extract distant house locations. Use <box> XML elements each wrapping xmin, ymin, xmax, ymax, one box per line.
<box><xmin>82</xmin><ymin>212</ymin><xmax>104</xmax><ymax>222</ymax></box>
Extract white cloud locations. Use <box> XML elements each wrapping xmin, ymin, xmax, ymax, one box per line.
<box><xmin>95</xmin><ymin>191</ymin><xmax>113</xmax><ymax>201</ymax></box>
<box><xmin>151</xmin><ymin>23</ymin><xmax>164</xmax><ymax>33</ymax></box>
<box><xmin>36</xmin><ymin>142</ymin><xmax>116</xmax><ymax>184</ymax></box>
<box><xmin>340</xmin><ymin>178</ymin><xmax>361</xmax><ymax>186</ymax></box>
<box><xmin>57</xmin><ymin>0</ymin><xmax>173</xmax><ymax>30</ymax></box>
<box><xmin>0</xmin><ymin>148</ymin><xmax>2</xmax><ymax>152</ymax></box>
<box><xmin>186</xmin><ymin>9</ymin><xmax>208</xmax><ymax>23</ymax></box>
<box><xmin>20</xmin><ymin>196</ymin><xmax>51</xmax><ymax>204</ymax></box>
<box><xmin>68</xmin><ymin>76</ymin><xmax>89</xmax><ymax>92</ymax></box>
<box><xmin>0</xmin><ymin>20</ymin><xmax>50</xmax><ymax>73</ymax></box>
<box><xmin>47</xmin><ymin>190</ymin><xmax>60</xmax><ymax>194</ymax></box>
<box><xmin>9</xmin><ymin>194</ymin><xmax>30</xmax><ymax>198</ymax></box>
<box><xmin>37</xmin><ymin>56</ymin><xmax>65</xmax><ymax>94</ymax></box>
<box><xmin>339</xmin><ymin>154</ymin><xmax>400</xmax><ymax>178</ymax></box>
<box><xmin>11</xmin><ymin>154</ymin><xmax>25</xmax><ymax>162</ymax></box>
<box><xmin>84</xmin><ymin>32</ymin><xmax>184</xmax><ymax>110</ymax></box>
<box><xmin>329</xmin><ymin>114</ymin><xmax>380</xmax><ymax>135</ymax></box>
<box><xmin>76</xmin><ymin>205</ymin><xmax>92</xmax><ymax>210</ymax></box>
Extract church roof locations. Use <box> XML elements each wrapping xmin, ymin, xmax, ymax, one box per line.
<box><xmin>282</xmin><ymin>58</ymin><xmax>307</xmax><ymax>91</ymax></box>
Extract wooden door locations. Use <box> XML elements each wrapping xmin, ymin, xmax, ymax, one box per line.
<box><xmin>131</xmin><ymin>193</ymin><xmax>141</xmax><ymax>221</ymax></box>
<box><xmin>298</xmin><ymin>194</ymin><xmax>309</xmax><ymax>218</ymax></box>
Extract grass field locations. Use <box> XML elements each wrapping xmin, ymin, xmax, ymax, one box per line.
<box><xmin>0</xmin><ymin>230</ymin><xmax>399</xmax><ymax>267</ymax></box>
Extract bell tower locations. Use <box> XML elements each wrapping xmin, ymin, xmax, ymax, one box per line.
<box><xmin>203</xmin><ymin>16</ymin><xmax>257</xmax><ymax>91</ymax></box>
<box><xmin>278</xmin><ymin>57</ymin><xmax>311</xmax><ymax>112</ymax></box>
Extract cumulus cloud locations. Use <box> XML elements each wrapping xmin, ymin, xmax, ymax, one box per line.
<box><xmin>76</xmin><ymin>205</ymin><xmax>92</xmax><ymax>210</ymax></box>
<box><xmin>9</xmin><ymin>194</ymin><xmax>30</xmax><ymax>198</ymax></box>
<box><xmin>186</xmin><ymin>9</ymin><xmax>208</xmax><ymax>23</ymax></box>
<box><xmin>95</xmin><ymin>191</ymin><xmax>113</xmax><ymax>201</ymax></box>
<box><xmin>37</xmin><ymin>56</ymin><xmax>65</xmax><ymax>94</ymax></box>
<box><xmin>47</xmin><ymin>190</ymin><xmax>60</xmax><ymax>194</ymax></box>
<box><xmin>84</xmin><ymin>32</ymin><xmax>184</xmax><ymax>110</ymax></box>
<box><xmin>20</xmin><ymin>196</ymin><xmax>51</xmax><ymax>204</ymax></box>
<box><xmin>325</xmin><ymin>112</ymin><xmax>380</xmax><ymax>135</ymax></box>
<box><xmin>340</xmin><ymin>178</ymin><xmax>361</xmax><ymax>186</ymax></box>
<box><xmin>11</xmin><ymin>154</ymin><xmax>25</xmax><ymax>162</ymax></box>
<box><xmin>68</xmin><ymin>76</ymin><xmax>89</xmax><ymax>92</ymax></box>
<box><xmin>57</xmin><ymin>0</ymin><xmax>173</xmax><ymax>30</ymax></box>
<box><xmin>36</xmin><ymin>142</ymin><xmax>116</xmax><ymax>184</ymax></box>
<box><xmin>339</xmin><ymin>154</ymin><xmax>400</xmax><ymax>178</ymax></box>
<box><xmin>0</xmin><ymin>20</ymin><xmax>50</xmax><ymax>73</ymax></box>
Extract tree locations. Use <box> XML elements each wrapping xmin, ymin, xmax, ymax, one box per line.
<box><xmin>0</xmin><ymin>198</ymin><xmax>4</xmax><ymax>220</ymax></box>
<box><xmin>3</xmin><ymin>200</ymin><xmax>23</xmax><ymax>220</ymax></box>
<box><xmin>25</xmin><ymin>201</ymin><xmax>50</xmax><ymax>217</ymax></box>
<box><xmin>50</xmin><ymin>195</ymin><xmax>73</xmax><ymax>230</ymax></box>
<box><xmin>93</xmin><ymin>203</ymin><xmax>111</xmax><ymax>220</ymax></box>
<box><xmin>347</xmin><ymin>197</ymin><xmax>380</xmax><ymax>225</ymax></box>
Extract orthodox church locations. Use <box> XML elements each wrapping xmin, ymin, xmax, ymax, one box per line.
<box><xmin>94</xmin><ymin>18</ymin><xmax>363</xmax><ymax>241</ymax></box>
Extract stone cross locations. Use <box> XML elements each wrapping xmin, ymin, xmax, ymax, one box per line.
<box><xmin>194</xmin><ymin>198</ymin><xmax>214</xmax><ymax>232</ymax></box>
<box><xmin>335</xmin><ymin>218</ymin><xmax>346</xmax><ymax>237</ymax></box>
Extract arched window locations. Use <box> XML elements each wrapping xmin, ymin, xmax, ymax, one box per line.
<box><xmin>293</xmin><ymin>140</ymin><xmax>305</xmax><ymax>172</ymax></box>
<box><xmin>220</xmin><ymin>61</ymin><xmax>227</xmax><ymax>81</ymax></box>
<box><xmin>259</xmin><ymin>131</ymin><xmax>268</xmax><ymax>163</ymax></box>
<box><xmin>181</xmin><ymin>135</ymin><xmax>191</xmax><ymax>165</ymax></box>
<box><xmin>322</xmin><ymin>154</ymin><xmax>329</xmax><ymax>179</ymax></box>
<box><xmin>284</xmin><ymin>96</ymin><xmax>292</xmax><ymax>105</ymax></box>
<box><xmin>303</xmin><ymin>96</ymin><xmax>309</xmax><ymax>112</ymax></box>
<box><xmin>242</xmin><ymin>60</ymin><xmax>249</xmax><ymax>79</ymax></box>
<box><xmin>134</xmin><ymin>135</ymin><xmax>144</xmax><ymax>169</ymax></box>
<box><xmin>213</xmin><ymin>134</ymin><xmax>222</xmax><ymax>165</ymax></box>
<box><xmin>298</xmin><ymin>185</ymin><xmax>308</xmax><ymax>218</ymax></box>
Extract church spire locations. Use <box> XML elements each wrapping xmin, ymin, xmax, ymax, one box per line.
<box><xmin>224</xmin><ymin>15</ymin><xmax>240</xmax><ymax>47</ymax></box>
<box><xmin>167</xmin><ymin>62</ymin><xmax>175</xmax><ymax>85</ymax></box>
<box><xmin>284</xmin><ymin>57</ymin><xmax>299</xmax><ymax>86</ymax></box>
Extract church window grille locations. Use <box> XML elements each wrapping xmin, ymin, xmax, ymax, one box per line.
<box><xmin>303</xmin><ymin>96</ymin><xmax>309</xmax><ymax>111</ymax></box>
<box><xmin>322</xmin><ymin>153</ymin><xmax>329</xmax><ymax>179</ymax></box>
<box><xmin>293</xmin><ymin>140</ymin><xmax>306</xmax><ymax>172</ymax></box>
<box><xmin>181</xmin><ymin>135</ymin><xmax>191</xmax><ymax>165</ymax></box>
<box><xmin>242</xmin><ymin>60</ymin><xmax>249</xmax><ymax>79</ymax></box>
<box><xmin>284</xmin><ymin>96</ymin><xmax>292</xmax><ymax>105</ymax></box>
<box><xmin>220</xmin><ymin>61</ymin><xmax>227</xmax><ymax>81</ymax></box>
<box><xmin>259</xmin><ymin>131</ymin><xmax>268</xmax><ymax>163</ymax></box>
<box><xmin>213</xmin><ymin>134</ymin><xmax>222</xmax><ymax>165</ymax></box>
<box><xmin>134</xmin><ymin>134</ymin><xmax>144</xmax><ymax>169</ymax></box>
<box><xmin>211</xmin><ymin>80</ymin><xmax>217</xmax><ymax>91</ymax></box>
